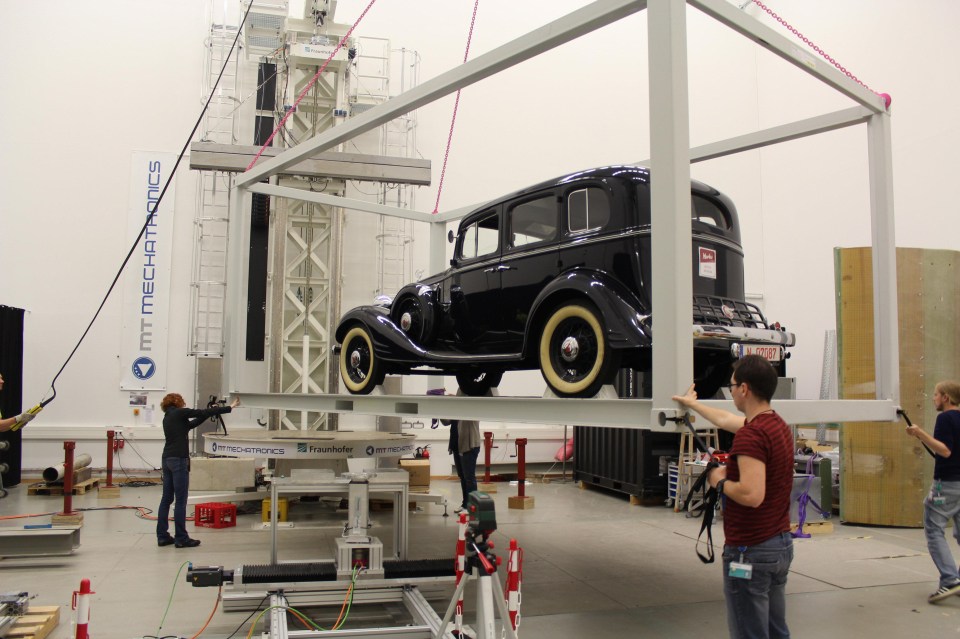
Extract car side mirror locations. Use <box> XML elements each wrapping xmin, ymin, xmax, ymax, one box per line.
<box><xmin>447</xmin><ymin>230</ymin><xmax>455</xmax><ymax>243</ymax></box>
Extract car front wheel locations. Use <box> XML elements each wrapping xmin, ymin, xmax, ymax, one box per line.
<box><xmin>539</xmin><ymin>302</ymin><xmax>619</xmax><ymax>398</ymax></box>
<box><xmin>340</xmin><ymin>325</ymin><xmax>385</xmax><ymax>394</ymax></box>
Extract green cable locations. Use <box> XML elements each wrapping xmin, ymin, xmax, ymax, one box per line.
<box><xmin>156</xmin><ymin>562</ymin><xmax>190</xmax><ymax>635</ymax></box>
<box><xmin>333</xmin><ymin>565</ymin><xmax>361</xmax><ymax>630</ymax></box>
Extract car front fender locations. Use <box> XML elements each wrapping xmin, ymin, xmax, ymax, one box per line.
<box><xmin>526</xmin><ymin>270</ymin><xmax>652</xmax><ymax>354</ymax></box>
<box><xmin>335</xmin><ymin>306</ymin><xmax>429</xmax><ymax>363</ymax></box>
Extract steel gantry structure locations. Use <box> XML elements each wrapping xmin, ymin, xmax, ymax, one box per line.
<box><xmin>223</xmin><ymin>0</ymin><xmax>900</xmax><ymax>430</ymax></box>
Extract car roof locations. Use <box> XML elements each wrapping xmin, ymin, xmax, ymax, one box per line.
<box><xmin>458</xmin><ymin>165</ymin><xmax>721</xmax><ymax>227</ymax></box>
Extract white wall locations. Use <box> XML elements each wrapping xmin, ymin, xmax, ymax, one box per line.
<box><xmin>1</xmin><ymin>1</ymin><xmax>955</xmax><ymax>470</ymax></box>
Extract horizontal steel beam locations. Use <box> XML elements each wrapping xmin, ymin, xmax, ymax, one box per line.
<box><xmin>237</xmin><ymin>0</ymin><xmax>646</xmax><ymax>187</ymax></box>
<box><xmin>688</xmin><ymin>0</ymin><xmax>887</xmax><ymax>113</ymax></box>
<box><xmin>190</xmin><ymin>142</ymin><xmax>431</xmax><ymax>185</ymax></box>
<box><xmin>235</xmin><ymin>392</ymin><xmax>898</xmax><ymax>429</ymax></box>
<box><xmin>248</xmin><ymin>183</ymin><xmax>438</xmax><ymax>223</ymax></box>
<box><xmin>0</xmin><ymin>526</ymin><xmax>81</xmax><ymax>558</ymax></box>
<box><xmin>637</xmin><ymin>106</ymin><xmax>874</xmax><ymax>166</ymax></box>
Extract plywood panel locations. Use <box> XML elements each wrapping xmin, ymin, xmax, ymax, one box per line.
<box><xmin>836</xmin><ymin>247</ymin><xmax>960</xmax><ymax>526</ymax></box>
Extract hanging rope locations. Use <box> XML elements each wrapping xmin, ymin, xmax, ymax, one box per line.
<box><xmin>747</xmin><ymin>0</ymin><xmax>891</xmax><ymax>108</ymax></box>
<box><xmin>431</xmin><ymin>0</ymin><xmax>481</xmax><ymax>214</ymax></box>
<box><xmin>245</xmin><ymin>0</ymin><xmax>379</xmax><ymax>172</ymax></box>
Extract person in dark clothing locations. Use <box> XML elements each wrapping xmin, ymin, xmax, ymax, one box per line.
<box><xmin>906</xmin><ymin>380</ymin><xmax>960</xmax><ymax>603</ymax></box>
<box><xmin>428</xmin><ymin>387</ymin><xmax>481</xmax><ymax>513</ymax></box>
<box><xmin>156</xmin><ymin>392</ymin><xmax>239</xmax><ymax>548</ymax></box>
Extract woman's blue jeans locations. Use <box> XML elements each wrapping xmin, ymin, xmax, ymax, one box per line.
<box><xmin>157</xmin><ymin>457</ymin><xmax>190</xmax><ymax>543</ymax></box>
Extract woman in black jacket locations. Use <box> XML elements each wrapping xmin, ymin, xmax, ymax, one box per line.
<box><xmin>156</xmin><ymin>393</ymin><xmax>239</xmax><ymax>548</ymax></box>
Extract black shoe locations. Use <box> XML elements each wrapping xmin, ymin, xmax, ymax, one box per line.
<box><xmin>157</xmin><ymin>537</ymin><xmax>175</xmax><ymax>547</ymax></box>
<box><xmin>175</xmin><ymin>538</ymin><xmax>201</xmax><ymax>548</ymax></box>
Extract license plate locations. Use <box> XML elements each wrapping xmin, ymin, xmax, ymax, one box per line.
<box><xmin>738</xmin><ymin>344</ymin><xmax>782</xmax><ymax>362</ymax></box>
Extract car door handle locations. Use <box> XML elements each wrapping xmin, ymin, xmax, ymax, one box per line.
<box><xmin>483</xmin><ymin>265</ymin><xmax>515</xmax><ymax>272</ymax></box>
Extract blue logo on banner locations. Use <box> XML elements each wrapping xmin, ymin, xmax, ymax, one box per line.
<box><xmin>132</xmin><ymin>357</ymin><xmax>156</xmax><ymax>380</ymax></box>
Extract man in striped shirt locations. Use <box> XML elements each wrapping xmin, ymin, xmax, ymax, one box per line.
<box><xmin>674</xmin><ymin>354</ymin><xmax>795</xmax><ymax>639</ymax></box>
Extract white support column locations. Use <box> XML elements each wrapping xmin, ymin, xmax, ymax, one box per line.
<box><xmin>867</xmin><ymin>112</ymin><xmax>900</xmax><ymax>404</ymax></box>
<box><xmin>648</xmin><ymin>0</ymin><xmax>693</xmax><ymax>427</ymax></box>
<box><xmin>224</xmin><ymin>184</ymin><xmax>247</xmax><ymax>394</ymax></box>
<box><xmin>427</xmin><ymin>218</ymin><xmax>450</xmax><ymax>391</ymax></box>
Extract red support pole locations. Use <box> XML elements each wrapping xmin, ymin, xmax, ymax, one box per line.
<box><xmin>482</xmin><ymin>431</ymin><xmax>494</xmax><ymax>483</ymax></box>
<box><xmin>62</xmin><ymin>441</ymin><xmax>76</xmax><ymax>515</ymax></box>
<box><xmin>516</xmin><ymin>438</ymin><xmax>527</xmax><ymax>498</ymax></box>
<box><xmin>105</xmin><ymin>430</ymin><xmax>116</xmax><ymax>487</ymax></box>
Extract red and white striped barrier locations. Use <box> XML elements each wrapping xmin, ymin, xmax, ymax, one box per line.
<box><xmin>455</xmin><ymin>513</ymin><xmax>468</xmax><ymax>634</ymax></box>
<box><xmin>506</xmin><ymin>538</ymin><xmax>522</xmax><ymax>631</ymax></box>
<box><xmin>72</xmin><ymin>578</ymin><xmax>94</xmax><ymax>639</ymax></box>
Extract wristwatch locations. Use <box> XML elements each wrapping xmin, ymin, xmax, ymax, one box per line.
<box><xmin>716</xmin><ymin>478</ymin><xmax>728</xmax><ymax>496</ymax></box>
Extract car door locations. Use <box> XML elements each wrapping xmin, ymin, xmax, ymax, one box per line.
<box><xmin>499</xmin><ymin>192</ymin><xmax>561</xmax><ymax>351</ymax></box>
<box><xmin>448</xmin><ymin>209</ymin><xmax>503</xmax><ymax>352</ymax></box>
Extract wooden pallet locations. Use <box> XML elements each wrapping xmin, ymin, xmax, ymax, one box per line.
<box><xmin>6</xmin><ymin>606</ymin><xmax>60</xmax><ymax>639</ymax></box>
<box><xmin>27</xmin><ymin>478</ymin><xmax>100</xmax><ymax>496</ymax></box>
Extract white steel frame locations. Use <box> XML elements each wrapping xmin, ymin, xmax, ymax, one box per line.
<box><xmin>224</xmin><ymin>0</ymin><xmax>899</xmax><ymax>430</ymax></box>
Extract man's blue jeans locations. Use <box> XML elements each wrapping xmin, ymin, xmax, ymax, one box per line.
<box><xmin>923</xmin><ymin>479</ymin><xmax>960</xmax><ymax>588</ymax></box>
<box><xmin>453</xmin><ymin>447</ymin><xmax>480</xmax><ymax>507</ymax></box>
<box><xmin>157</xmin><ymin>457</ymin><xmax>190</xmax><ymax>543</ymax></box>
<box><xmin>721</xmin><ymin>531</ymin><xmax>793</xmax><ymax>639</ymax></box>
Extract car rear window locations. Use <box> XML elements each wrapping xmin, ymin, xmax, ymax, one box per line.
<box><xmin>509</xmin><ymin>195</ymin><xmax>558</xmax><ymax>248</ymax></box>
<box><xmin>692</xmin><ymin>195</ymin><xmax>731</xmax><ymax>230</ymax></box>
<box><xmin>568</xmin><ymin>187</ymin><xmax>610</xmax><ymax>233</ymax></box>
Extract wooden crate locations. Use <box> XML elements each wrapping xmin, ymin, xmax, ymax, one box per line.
<box><xmin>7</xmin><ymin>605</ymin><xmax>60</xmax><ymax>639</ymax></box>
<box><xmin>835</xmin><ymin>247</ymin><xmax>960</xmax><ymax>526</ymax></box>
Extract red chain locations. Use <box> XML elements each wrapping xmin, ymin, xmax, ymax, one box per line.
<box><xmin>246</xmin><ymin>0</ymin><xmax>379</xmax><ymax>171</ymax></box>
<box><xmin>748</xmin><ymin>0</ymin><xmax>889</xmax><ymax>107</ymax></box>
<box><xmin>432</xmin><ymin>0</ymin><xmax>482</xmax><ymax>214</ymax></box>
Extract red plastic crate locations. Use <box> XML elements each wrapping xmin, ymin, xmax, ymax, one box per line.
<box><xmin>194</xmin><ymin>502</ymin><xmax>237</xmax><ymax>529</ymax></box>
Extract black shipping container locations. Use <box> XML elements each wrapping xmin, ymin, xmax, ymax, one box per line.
<box><xmin>572</xmin><ymin>369</ymin><xmax>679</xmax><ymax>499</ymax></box>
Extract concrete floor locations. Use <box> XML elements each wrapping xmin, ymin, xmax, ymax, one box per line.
<box><xmin>1</xmin><ymin>477</ymin><xmax>959</xmax><ymax>639</ymax></box>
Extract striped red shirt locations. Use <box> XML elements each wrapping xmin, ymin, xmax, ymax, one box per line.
<box><xmin>722</xmin><ymin>411</ymin><xmax>794</xmax><ymax>547</ymax></box>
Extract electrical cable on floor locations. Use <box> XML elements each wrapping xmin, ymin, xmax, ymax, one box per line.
<box><xmin>188</xmin><ymin>584</ymin><xmax>222</xmax><ymax>639</ymax></box>
<box><xmin>222</xmin><ymin>594</ymin><xmax>271</xmax><ymax>639</ymax></box>
<box><xmin>27</xmin><ymin>0</ymin><xmax>255</xmax><ymax>417</ymax></box>
<box><xmin>154</xmin><ymin>561</ymin><xmax>191</xmax><ymax>637</ymax></box>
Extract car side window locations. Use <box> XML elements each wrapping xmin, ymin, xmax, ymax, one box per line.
<box><xmin>459</xmin><ymin>213</ymin><xmax>500</xmax><ymax>260</ymax></box>
<box><xmin>568</xmin><ymin>187</ymin><xmax>610</xmax><ymax>233</ymax></box>
<box><xmin>509</xmin><ymin>195</ymin><xmax>557</xmax><ymax>249</ymax></box>
<box><xmin>692</xmin><ymin>195</ymin><xmax>731</xmax><ymax>230</ymax></box>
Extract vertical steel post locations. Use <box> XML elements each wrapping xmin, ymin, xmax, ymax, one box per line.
<box><xmin>483</xmin><ymin>432</ymin><xmax>494</xmax><ymax>483</ymax></box>
<box><xmin>105</xmin><ymin>430</ymin><xmax>115</xmax><ymax>488</ymax></box>
<box><xmin>516</xmin><ymin>438</ymin><xmax>527</xmax><ymax>498</ymax></box>
<box><xmin>62</xmin><ymin>441</ymin><xmax>76</xmax><ymax>515</ymax></box>
<box><xmin>648</xmin><ymin>0</ymin><xmax>693</xmax><ymax>428</ymax></box>
<box><xmin>867</xmin><ymin>111</ymin><xmax>900</xmax><ymax>404</ymax></box>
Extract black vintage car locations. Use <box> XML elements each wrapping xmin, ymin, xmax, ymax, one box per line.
<box><xmin>335</xmin><ymin>166</ymin><xmax>795</xmax><ymax>398</ymax></box>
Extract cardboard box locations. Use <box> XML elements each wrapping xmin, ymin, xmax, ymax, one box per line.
<box><xmin>399</xmin><ymin>458</ymin><xmax>431</xmax><ymax>488</ymax></box>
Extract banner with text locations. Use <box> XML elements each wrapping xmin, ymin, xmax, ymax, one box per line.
<box><xmin>119</xmin><ymin>151</ymin><xmax>176</xmax><ymax>390</ymax></box>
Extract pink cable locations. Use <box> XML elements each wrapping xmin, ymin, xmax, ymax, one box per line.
<box><xmin>432</xmin><ymin>0</ymin><xmax>481</xmax><ymax>215</ymax></box>
<box><xmin>748</xmin><ymin>0</ymin><xmax>890</xmax><ymax>109</ymax></box>
<box><xmin>245</xmin><ymin>0</ymin><xmax>379</xmax><ymax>172</ymax></box>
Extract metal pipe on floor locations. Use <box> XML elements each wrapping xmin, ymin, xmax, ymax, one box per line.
<box><xmin>43</xmin><ymin>453</ymin><xmax>92</xmax><ymax>483</ymax></box>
